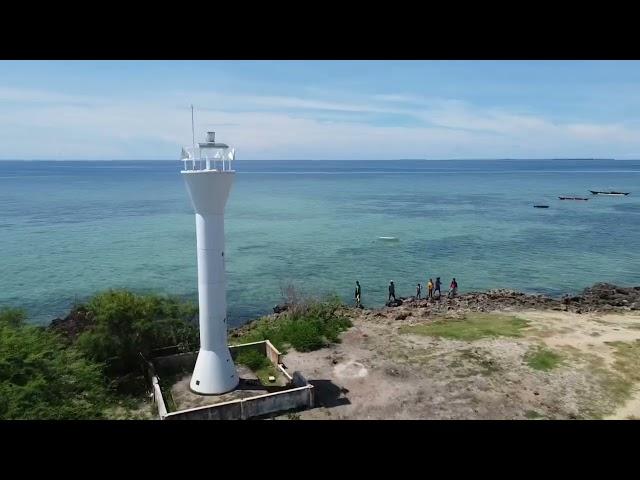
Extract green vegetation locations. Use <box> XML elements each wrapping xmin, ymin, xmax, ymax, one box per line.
<box><xmin>233</xmin><ymin>296</ymin><xmax>352</xmax><ymax>352</ymax></box>
<box><xmin>524</xmin><ymin>346</ymin><xmax>563</xmax><ymax>371</ymax></box>
<box><xmin>606</xmin><ymin>340</ymin><xmax>640</xmax><ymax>402</ymax></box>
<box><xmin>525</xmin><ymin>410</ymin><xmax>544</xmax><ymax>419</ymax></box>
<box><xmin>399</xmin><ymin>313</ymin><xmax>529</xmax><ymax>341</ymax></box>
<box><xmin>75</xmin><ymin>290</ymin><xmax>198</xmax><ymax>373</ymax></box>
<box><xmin>566</xmin><ymin>340</ymin><xmax>640</xmax><ymax>419</ymax></box>
<box><xmin>255</xmin><ymin>365</ymin><xmax>280</xmax><ymax>385</ymax></box>
<box><xmin>0</xmin><ymin>290</ymin><xmax>199</xmax><ymax>419</ymax></box>
<box><xmin>234</xmin><ymin>348</ymin><xmax>279</xmax><ymax>385</ymax></box>
<box><xmin>0</xmin><ymin>308</ymin><xmax>110</xmax><ymax>419</ymax></box>
<box><xmin>611</xmin><ymin>340</ymin><xmax>640</xmax><ymax>378</ymax></box>
<box><xmin>235</xmin><ymin>348</ymin><xmax>271</xmax><ymax>371</ymax></box>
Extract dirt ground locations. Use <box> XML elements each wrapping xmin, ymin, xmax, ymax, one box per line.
<box><xmin>277</xmin><ymin>309</ymin><xmax>640</xmax><ymax>420</ymax></box>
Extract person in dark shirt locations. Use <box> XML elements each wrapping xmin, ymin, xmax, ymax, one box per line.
<box><xmin>435</xmin><ymin>277</ymin><xmax>442</xmax><ymax>298</ymax></box>
<box><xmin>416</xmin><ymin>283</ymin><xmax>422</xmax><ymax>299</ymax></box>
<box><xmin>449</xmin><ymin>278</ymin><xmax>458</xmax><ymax>298</ymax></box>
<box><xmin>388</xmin><ymin>281</ymin><xmax>396</xmax><ymax>302</ymax></box>
<box><xmin>355</xmin><ymin>281</ymin><xmax>362</xmax><ymax>307</ymax></box>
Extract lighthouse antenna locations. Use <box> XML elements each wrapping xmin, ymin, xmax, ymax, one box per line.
<box><xmin>191</xmin><ymin>105</ymin><xmax>198</xmax><ymax>169</ymax></box>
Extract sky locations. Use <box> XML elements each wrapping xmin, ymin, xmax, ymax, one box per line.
<box><xmin>1</xmin><ymin>60</ymin><xmax>640</xmax><ymax>160</ymax></box>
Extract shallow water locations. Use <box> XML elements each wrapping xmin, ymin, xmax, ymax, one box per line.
<box><xmin>1</xmin><ymin>159</ymin><xmax>638</xmax><ymax>326</ymax></box>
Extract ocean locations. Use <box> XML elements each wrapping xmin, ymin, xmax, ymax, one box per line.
<box><xmin>1</xmin><ymin>159</ymin><xmax>639</xmax><ymax>326</ymax></box>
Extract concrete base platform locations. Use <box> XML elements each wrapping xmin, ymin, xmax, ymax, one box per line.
<box><xmin>145</xmin><ymin>340</ymin><xmax>314</xmax><ymax>420</ymax></box>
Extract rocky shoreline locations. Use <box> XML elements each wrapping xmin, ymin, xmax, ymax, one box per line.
<box><xmin>50</xmin><ymin>283</ymin><xmax>640</xmax><ymax>339</ymax></box>
<box><xmin>234</xmin><ymin>283</ymin><xmax>640</xmax><ymax>335</ymax></box>
<box><xmin>375</xmin><ymin>282</ymin><xmax>640</xmax><ymax>318</ymax></box>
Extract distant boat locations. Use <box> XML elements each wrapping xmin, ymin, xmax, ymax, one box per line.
<box><xmin>559</xmin><ymin>196</ymin><xmax>589</xmax><ymax>201</ymax></box>
<box><xmin>589</xmin><ymin>190</ymin><xmax>630</xmax><ymax>196</ymax></box>
<box><xmin>533</xmin><ymin>205</ymin><xmax>549</xmax><ymax>209</ymax></box>
<box><xmin>378</xmin><ymin>236</ymin><xmax>399</xmax><ymax>241</ymax></box>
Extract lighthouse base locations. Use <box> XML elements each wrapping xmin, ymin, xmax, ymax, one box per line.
<box><xmin>190</xmin><ymin>348</ymin><xmax>239</xmax><ymax>395</ymax></box>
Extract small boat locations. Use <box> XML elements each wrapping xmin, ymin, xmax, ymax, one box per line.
<box><xmin>558</xmin><ymin>196</ymin><xmax>589</xmax><ymax>201</ymax></box>
<box><xmin>533</xmin><ymin>205</ymin><xmax>549</xmax><ymax>209</ymax></box>
<box><xmin>589</xmin><ymin>190</ymin><xmax>630</xmax><ymax>196</ymax></box>
<box><xmin>378</xmin><ymin>236</ymin><xmax>399</xmax><ymax>241</ymax></box>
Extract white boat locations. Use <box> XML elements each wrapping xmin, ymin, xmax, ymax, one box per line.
<box><xmin>378</xmin><ymin>236</ymin><xmax>399</xmax><ymax>241</ymax></box>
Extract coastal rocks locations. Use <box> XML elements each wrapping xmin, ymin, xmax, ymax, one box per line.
<box><xmin>562</xmin><ymin>283</ymin><xmax>640</xmax><ymax>312</ymax></box>
<box><xmin>273</xmin><ymin>303</ymin><xmax>290</xmax><ymax>314</ymax></box>
<box><xmin>49</xmin><ymin>307</ymin><xmax>95</xmax><ymax>341</ymax></box>
<box><xmin>356</xmin><ymin>283</ymin><xmax>639</xmax><ymax>323</ymax></box>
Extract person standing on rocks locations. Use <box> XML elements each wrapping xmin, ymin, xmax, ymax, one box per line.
<box><xmin>435</xmin><ymin>277</ymin><xmax>442</xmax><ymax>298</ymax></box>
<box><xmin>388</xmin><ymin>281</ymin><xmax>396</xmax><ymax>302</ymax></box>
<box><xmin>416</xmin><ymin>283</ymin><xmax>422</xmax><ymax>299</ymax></box>
<box><xmin>355</xmin><ymin>281</ymin><xmax>362</xmax><ymax>308</ymax></box>
<box><xmin>449</xmin><ymin>278</ymin><xmax>458</xmax><ymax>298</ymax></box>
<box><xmin>427</xmin><ymin>278</ymin><xmax>434</xmax><ymax>299</ymax></box>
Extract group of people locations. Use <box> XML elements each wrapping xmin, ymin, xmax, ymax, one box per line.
<box><xmin>354</xmin><ymin>277</ymin><xmax>458</xmax><ymax>308</ymax></box>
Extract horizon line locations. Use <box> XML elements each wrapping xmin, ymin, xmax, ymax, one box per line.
<box><xmin>0</xmin><ymin>157</ymin><xmax>631</xmax><ymax>162</ymax></box>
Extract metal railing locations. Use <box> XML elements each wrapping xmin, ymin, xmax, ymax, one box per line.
<box><xmin>181</xmin><ymin>146</ymin><xmax>235</xmax><ymax>172</ymax></box>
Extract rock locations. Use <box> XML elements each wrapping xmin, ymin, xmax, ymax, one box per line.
<box><xmin>49</xmin><ymin>307</ymin><xmax>94</xmax><ymax>340</ymax></box>
<box><xmin>386</xmin><ymin>299</ymin><xmax>404</xmax><ymax>308</ymax></box>
<box><xmin>273</xmin><ymin>303</ymin><xmax>290</xmax><ymax>314</ymax></box>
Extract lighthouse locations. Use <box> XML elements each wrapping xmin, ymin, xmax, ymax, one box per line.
<box><xmin>181</xmin><ymin>130</ymin><xmax>238</xmax><ymax>394</ymax></box>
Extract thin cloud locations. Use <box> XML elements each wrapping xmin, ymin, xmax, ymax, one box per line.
<box><xmin>0</xmin><ymin>85</ymin><xmax>639</xmax><ymax>159</ymax></box>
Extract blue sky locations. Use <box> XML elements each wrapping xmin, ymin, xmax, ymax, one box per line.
<box><xmin>1</xmin><ymin>60</ymin><xmax>640</xmax><ymax>159</ymax></box>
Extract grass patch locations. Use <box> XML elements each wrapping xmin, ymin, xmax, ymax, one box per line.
<box><xmin>566</xmin><ymin>340</ymin><xmax>640</xmax><ymax>419</ymax></box>
<box><xmin>627</xmin><ymin>323</ymin><xmax>640</xmax><ymax>330</ymax></box>
<box><xmin>234</xmin><ymin>348</ymin><xmax>281</xmax><ymax>386</ymax></box>
<box><xmin>399</xmin><ymin>313</ymin><xmax>529</xmax><ymax>341</ymax></box>
<box><xmin>524</xmin><ymin>346</ymin><xmax>563</xmax><ymax>371</ymax></box>
<box><xmin>255</xmin><ymin>365</ymin><xmax>280</xmax><ymax>385</ymax></box>
<box><xmin>235</xmin><ymin>348</ymin><xmax>271</xmax><ymax>371</ymax></box>
<box><xmin>609</xmin><ymin>340</ymin><xmax>640</xmax><ymax>389</ymax></box>
<box><xmin>232</xmin><ymin>296</ymin><xmax>352</xmax><ymax>353</ymax></box>
<box><xmin>525</xmin><ymin>410</ymin><xmax>543</xmax><ymax>419</ymax></box>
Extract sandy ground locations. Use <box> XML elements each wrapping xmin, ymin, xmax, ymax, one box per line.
<box><xmin>277</xmin><ymin>309</ymin><xmax>640</xmax><ymax>420</ymax></box>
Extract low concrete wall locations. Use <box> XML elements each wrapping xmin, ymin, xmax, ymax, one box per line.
<box><xmin>163</xmin><ymin>383</ymin><xmax>313</xmax><ymax>420</ymax></box>
<box><xmin>153</xmin><ymin>352</ymin><xmax>196</xmax><ymax>373</ymax></box>
<box><xmin>141</xmin><ymin>355</ymin><xmax>169</xmax><ymax>420</ymax></box>
<box><xmin>154</xmin><ymin>341</ymin><xmax>277</xmax><ymax>374</ymax></box>
<box><xmin>240</xmin><ymin>386</ymin><xmax>312</xmax><ymax>419</ymax></box>
<box><xmin>152</xmin><ymin>376</ymin><xmax>168</xmax><ymax>419</ymax></box>
<box><xmin>149</xmin><ymin>340</ymin><xmax>313</xmax><ymax>420</ymax></box>
<box><xmin>165</xmin><ymin>399</ymin><xmax>243</xmax><ymax>420</ymax></box>
<box><xmin>265</xmin><ymin>340</ymin><xmax>281</xmax><ymax>365</ymax></box>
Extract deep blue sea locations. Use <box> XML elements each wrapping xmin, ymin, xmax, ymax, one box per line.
<box><xmin>1</xmin><ymin>159</ymin><xmax>639</xmax><ymax>326</ymax></box>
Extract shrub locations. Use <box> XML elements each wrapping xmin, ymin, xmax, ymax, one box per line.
<box><xmin>235</xmin><ymin>348</ymin><xmax>271</xmax><ymax>371</ymax></box>
<box><xmin>0</xmin><ymin>309</ymin><xmax>110</xmax><ymax>420</ymax></box>
<box><xmin>74</xmin><ymin>290</ymin><xmax>198</xmax><ymax>374</ymax></box>
<box><xmin>235</xmin><ymin>296</ymin><xmax>352</xmax><ymax>353</ymax></box>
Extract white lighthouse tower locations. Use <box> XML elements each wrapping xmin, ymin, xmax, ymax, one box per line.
<box><xmin>181</xmin><ymin>129</ymin><xmax>238</xmax><ymax>395</ymax></box>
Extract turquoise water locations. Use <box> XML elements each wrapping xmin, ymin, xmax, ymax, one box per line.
<box><xmin>1</xmin><ymin>159</ymin><xmax>639</xmax><ymax>326</ymax></box>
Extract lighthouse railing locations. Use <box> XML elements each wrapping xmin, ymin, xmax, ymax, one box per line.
<box><xmin>181</xmin><ymin>146</ymin><xmax>235</xmax><ymax>172</ymax></box>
